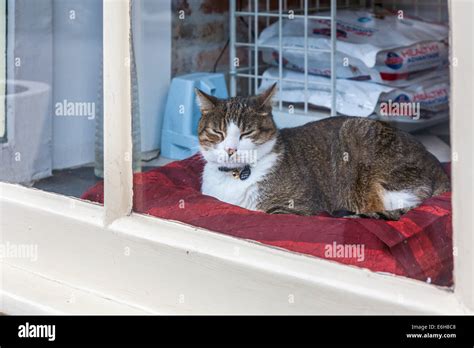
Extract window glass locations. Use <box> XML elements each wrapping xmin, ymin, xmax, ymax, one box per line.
<box><xmin>127</xmin><ymin>0</ymin><xmax>453</xmax><ymax>287</ymax></box>
<box><xmin>1</xmin><ymin>0</ymin><xmax>103</xmax><ymax>205</ymax></box>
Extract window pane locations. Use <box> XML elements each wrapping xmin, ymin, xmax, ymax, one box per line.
<box><xmin>122</xmin><ymin>0</ymin><xmax>453</xmax><ymax>287</ymax></box>
<box><xmin>0</xmin><ymin>0</ymin><xmax>103</xmax><ymax>205</ymax></box>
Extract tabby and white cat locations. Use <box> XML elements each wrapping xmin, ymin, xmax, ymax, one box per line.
<box><xmin>196</xmin><ymin>84</ymin><xmax>450</xmax><ymax>220</ymax></box>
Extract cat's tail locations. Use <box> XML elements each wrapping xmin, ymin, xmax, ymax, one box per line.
<box><xmin>332</xmin><ymin>208</ymin><xmax>412</xmax><ymax>221</ymax></box>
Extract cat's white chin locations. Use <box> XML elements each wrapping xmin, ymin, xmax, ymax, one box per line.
<box><xmin>200</xmin><ymin>149</ymin><xmax>252</xmax><ymax>167</ymax></box>
<box><xmin>200</xmin><ymin>138</ymin><xmax>277</xmax><ymax>168</ymax></box>
<box><xmin>200</xmin><ymin>138</ymin><xmax>279</xmax><ymax>210</ymax></box>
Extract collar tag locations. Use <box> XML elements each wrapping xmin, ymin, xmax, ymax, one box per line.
<box><xmin>239</xmin><ymin>165</ymin><xmax>251</xmax><ymax>180</ymax></box>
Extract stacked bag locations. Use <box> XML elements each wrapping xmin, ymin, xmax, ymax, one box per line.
<box><xmin>257</xmin><ymin>9</ymin><xmax>450</xmax><ymax>118</ymax></box>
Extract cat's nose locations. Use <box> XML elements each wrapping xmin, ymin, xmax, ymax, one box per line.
<box><xmin>226</xmin><ymin>148</ymin><xmax>237</xmax><ymax>157</ymax></box>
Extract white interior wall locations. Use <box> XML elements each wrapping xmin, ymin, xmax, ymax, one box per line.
<box><xmin>52</xmin><ymin>0</ymin><xmax>102</xmax><ymax>170</ymax></box>
<box><xmin>52</xmin><ymin>0</ymin><xmax>172</xmax><ymax>168</ymax></box>
<box><xmin>133</xmin><ymin>0</ymin><xmax>172</xmax><ymax>154</ymax></box>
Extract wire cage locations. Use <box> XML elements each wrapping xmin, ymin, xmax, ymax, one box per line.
<box><xmin>228</xmin><ymin>0</ymin><xmax>450</xmax><ymax>130</ymax></box>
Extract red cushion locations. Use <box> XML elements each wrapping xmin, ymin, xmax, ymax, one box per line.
<box><xmin>82</xmin><ymin>155</ymin><xmax>452</xmax><ymax>287</ymax></box>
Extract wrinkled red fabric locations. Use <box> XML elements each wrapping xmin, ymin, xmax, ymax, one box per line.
<box><xmin>82</xmin><ymin>155</ymin><xmax>452</xmax><ymax>287</ymax></box>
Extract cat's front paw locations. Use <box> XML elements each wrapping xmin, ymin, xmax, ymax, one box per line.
<box><xmin>343</xmin><ymin>214</ymin><xmax>363</xmax><ymax>219</ymax></box>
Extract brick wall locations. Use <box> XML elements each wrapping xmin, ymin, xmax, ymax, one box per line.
<box><xmin>172</xmin><ymin>0</ymin><xmax>233</xmax><ymax>76</ymax></box>
<box><xmin>170</xmin><ymin>0</ymin><xmax>331</xmax><ymax>80</ymax></box>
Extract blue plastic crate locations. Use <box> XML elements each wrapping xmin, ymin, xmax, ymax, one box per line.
<box><xmin>160</xmin><ymin>72</ymin><xmax>228</xmax><ymax>160</ymax></box>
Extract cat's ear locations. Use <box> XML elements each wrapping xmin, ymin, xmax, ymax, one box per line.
<box><xmin>195</xmin><ymin>88</ymin><xmax>219</xmax><ymax>114</ymax></box>
<box><xmin>256</xmin><ymin>83</ymin><xmax>278</xmax><ymax>110</ymax></box>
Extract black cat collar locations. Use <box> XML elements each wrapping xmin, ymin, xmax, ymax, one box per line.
<box><xmin>218</xmin><ymin>165</ymin><xmax>251</xmax><ymax>180</ymax></box>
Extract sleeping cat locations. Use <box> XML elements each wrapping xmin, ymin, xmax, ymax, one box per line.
<box><xmin>196</xmin><ymin>84</ymin><xmax>450</xmax><ymax>220</ymax></box>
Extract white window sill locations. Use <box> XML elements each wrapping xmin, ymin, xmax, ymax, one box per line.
<box><xmin>1</xmin><ymin>183</ymin><xmax>471</xmax><ymax>314</ymax></box>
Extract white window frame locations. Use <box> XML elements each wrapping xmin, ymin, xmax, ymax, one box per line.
<box><xmin>0</xmin><ymin>0</ymin><xmax>472</xmax><ymax>314</ymax></box>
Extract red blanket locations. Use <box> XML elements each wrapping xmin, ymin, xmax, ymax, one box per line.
<box><xmin>82</xmin><ymin>155</ymin><xmax>453</xmax><ymax>287</ymax></box>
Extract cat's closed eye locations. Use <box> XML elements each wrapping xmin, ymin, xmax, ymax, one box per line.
<box><xmin>213</xmin><ymin>129</ymin><xmax>225</xmax><ymax>138</ymax></box>
<box><xmin>240</xmin><ymin>130</ymin><xmax>255</xmax><ymax>139</ymax></box>
<box><xmin>205</xmin><ymin>128</ymin><xmax>225</xmax><ymax>138</ymax></box>
<box><xmin>199</xmin><ymin>128</ymin><xmax>225</xmax><ymax>145</ymax></box>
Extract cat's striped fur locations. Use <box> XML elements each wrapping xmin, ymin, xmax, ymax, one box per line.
<box><xmin>196</xmin><ymin>84</ymin><xmax>450</xmax><ymax>220</ymax></box>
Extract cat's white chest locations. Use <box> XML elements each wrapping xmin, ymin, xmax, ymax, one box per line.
<box><xmin>202</xmin><ymin>168</ymin><xmax>260</xmax><ymax>210</ymax></box>
<box><xmin>201</xmin><ymin>153</ymin><xmax>279</xmax><ymax>211</ymax></box>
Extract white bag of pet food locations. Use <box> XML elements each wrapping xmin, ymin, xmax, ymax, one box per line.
<box><xmin>258</xmin><ymin>68</ymin><xmax>449</xmax><ymax>117</ymax></box>
<box><xmin>258</xmin><ymin>9</ymin><xmax>449</xmax><ymax>85</ymax></box>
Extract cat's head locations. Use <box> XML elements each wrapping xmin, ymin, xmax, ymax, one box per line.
<box><xmin>196</xmin><ymin>83</ymin><xmax>278</xmax><ymax>168</ymax></box>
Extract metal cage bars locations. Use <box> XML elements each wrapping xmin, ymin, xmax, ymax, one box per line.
<box><xmin>229</xmin><ymin>0</ymin><xmax>447</xmax><ymax>120</ymax></box>
<box><xmin>229</xmin><ymin>0</ymin><xmax>338</xmax><ymax>117</ymax></box>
